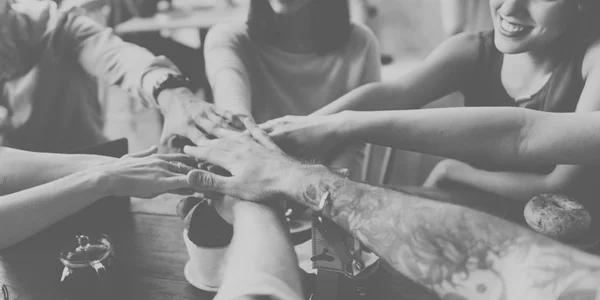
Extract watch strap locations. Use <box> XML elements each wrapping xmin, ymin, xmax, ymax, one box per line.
<box><xmin>152</xmin><ymin>73</ymin><xmax>191</xmax><ymax>101</ymax></box>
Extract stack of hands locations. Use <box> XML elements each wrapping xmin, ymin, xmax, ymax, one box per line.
<box><xmin>79</xmin><ymin>98</ymin><xmax>349</xmax><ymax>224</ymax></box>
<box><xmin>151</xmin><ymin>99</ymin><xmax>348</xmax><ymax>224</ymax></box>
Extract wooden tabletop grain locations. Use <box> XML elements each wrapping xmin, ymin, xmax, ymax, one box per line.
<box><xmin>2</xmin><ymin>185</ymin><xmax>596</xmax><ymax>300</ymax></box>
<box><xmin>0</xmin><ymin>199</ymin><xmax>215</xmax><ymax>300</ymax></box>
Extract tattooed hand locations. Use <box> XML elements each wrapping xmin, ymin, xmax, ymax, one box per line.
<box><xmin>291</xmin><ymin>167</ymin><xmax>600</xmax><ymax>300</ymax></box>
<box><xmin>183</xmin><ymin>117</ymin><xmax>310</xmax><ymax>203</ymax></box>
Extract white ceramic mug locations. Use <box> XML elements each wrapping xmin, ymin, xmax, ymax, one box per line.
<box><xmin>182</xmin><ymin>229</ymin><xmax>229</xmax><ymax>291</ymax></box>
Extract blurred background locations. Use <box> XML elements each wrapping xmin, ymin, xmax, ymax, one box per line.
<box><xmin>65</xmin><ymin>0</ymin><xmax>468</xmax><ymax>187</ymax></box>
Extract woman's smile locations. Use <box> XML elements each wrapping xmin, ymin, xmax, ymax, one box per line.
<box><xmin>498</xmin><ymin>16</ymin><xmax>532</xmax><ymax>37</ymax></box>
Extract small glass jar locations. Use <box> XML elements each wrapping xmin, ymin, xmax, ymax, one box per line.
<box><xmin>59</xmin><ymin>234</ymin><xmax>118</xmax><ymax>300</ymax></box>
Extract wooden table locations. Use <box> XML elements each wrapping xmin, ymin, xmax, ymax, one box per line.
<box><xmin>1</xmin><ymin>185</ymin><xmax>598</xmax><ymax>300</ymax></box>
<box><xmin>0</xmin><ymin>200</ymin><xmax>215</xmax><ymax>300</ymax></box>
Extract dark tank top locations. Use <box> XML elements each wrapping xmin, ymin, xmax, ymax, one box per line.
<box><xmin>458</xmin><ymin>31</ymin><xmax>600</xmax><ymax>211</ymax></box>
<box><xmin>461</xmin><ymin>31</ymin><xmax>585</xmax><ymax>112</ymax></box>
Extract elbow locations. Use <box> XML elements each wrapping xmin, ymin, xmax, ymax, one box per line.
<box><xmin>514</xmin><ymin>110</ymin><xmax>538</xmax><ymax>164</ymax></box>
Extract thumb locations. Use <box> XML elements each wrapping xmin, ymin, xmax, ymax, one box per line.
<box><xmin>187</xmin><ymin>170</ymin><xmax>228</xmax><ymax>193</ymax></box>
<box><xmin>127</xmin><ymin>145</ymin><xmax>158</xmax><ymax>158</ymax></box>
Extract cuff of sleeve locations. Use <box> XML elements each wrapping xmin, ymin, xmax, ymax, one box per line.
<box><xmin>139</xmin><ymin>56</ymin><xmax>181</xmax><ymax>108</ymax></box>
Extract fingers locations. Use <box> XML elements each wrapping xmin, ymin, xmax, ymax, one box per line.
<box><xmin>184</xmin><ymin>130</ymin><xmax>206</xmax><ymax>147</ymax></box>
<box><xmin>156</xmin><ymin>153</ymin><xmax>198</xmax><ymax>166</ymax></box>
<box><xmin>259</xmin><ymin>115</ymin><xmax>298</xmax><ymax>133</ymax></box>
<box><xmin>331</xmin><ymin>167</ymin><xmax>350</xmax><ymax>178</ymax></box>
<box><xmin>258</xmin><ymin>120</ymin><xmax>275</xmax><ymax>133</ymax></box>
<box><xmin>183</xmin><ymin>143</ymin><xmax>231</xmax><ymax>168</ymax></box>
<box><xmin>187</xmin><ymin>170</ymin><xmax>229</xmax><ymax>193</ymax></box>
<box><xmin>127</xmin><ymin>145</ymin><xmax>158</xmax><ymax>158</ymax></box>
<box><xmin>242</xmin><ymin>117</ymin><xmax>279</xmax><ymax>150</ymax></box>
<box><xmin>194</xmin><ymin>116</ymin><xmax>241</xmax><ymax>140</ymax></box>
<box><xmin>169</xmin><ymin>188</ymin><xmax>196</xmax><ymax>196</ymax></box>
<box><xmin>165</xmin><ymin>161</ymin><xmax>195</xmax><ymax>174</ymax></box>
<box><xmin>215</xmin><ymin>108</ymin><xmax>247</xmax><ymax>130</ymax></box>
<box><xmin>164</xmin><ymin>174</ymin><xmax>192</xmax><ymax>188</ymax></box>
<box><xmin>160</xmin><ymin>135</ymin><xmax>196</xmax><ymax>154</ymax></box>
<box><xmin>207</xmin><ymin>164</ymin><xmax>231</xmax><ymax>177</ymax></box>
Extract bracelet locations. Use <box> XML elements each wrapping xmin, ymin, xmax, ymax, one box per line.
<box><xmin>318</xmin><ymin>191</ymin><xmax>330</xmax><ymax>212</ymax></box>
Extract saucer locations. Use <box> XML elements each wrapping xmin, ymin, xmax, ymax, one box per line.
<box><xmin>184</xmin><ymin>260</ymin><xmax>219</xmax><ymax>292</ymax></box>
<box><xmin>288</xmin><ymin>209</ymin><xmax>313</xmax><ymax>234</ymax></box>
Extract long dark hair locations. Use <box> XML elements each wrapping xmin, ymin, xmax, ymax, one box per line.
<box><xmin>247</xmin><ymin>0</ymin><xmax>351</xmax><ymax>54</ymax></box>
<box><xmin>577</xmin><ymin>0</ymin><xmax>600</xmax><ymax>46</ymax></box>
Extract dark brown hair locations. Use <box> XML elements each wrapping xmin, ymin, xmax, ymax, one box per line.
<box><xmin>247</xmin><ymin>0</ymin><xmax>351</xmax><ymax>54</ymax></box>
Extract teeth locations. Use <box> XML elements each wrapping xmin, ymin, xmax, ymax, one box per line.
<box><xmin>501</xmin><ymin>19</ymin><xmax>525</xmax><ymax>33</ymax></box>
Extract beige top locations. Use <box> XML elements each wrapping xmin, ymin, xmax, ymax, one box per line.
<box><xmin>205</xmin><ymin>22</ymin><xmax>381</xmax><ymax>179</ymax></box>
<box><xmin>0</xmin><ymin>0</ymin><xmax>178</xmax><ymax>152</ymax></box>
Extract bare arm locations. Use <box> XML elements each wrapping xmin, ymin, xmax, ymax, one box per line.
<box><xmin>204</xmin><ymin>24</ymin><xmax>253</xmax><ymax>117</ymax></box>
<box><xmin>312</xmin><ymin>33</ymin><xmax>478</xmax><ymax>116</ymax></box>
<box><xmin>0</xmin><ymin>147</ymin><xmax>115</xmax><ymax>195</ymax></box>
<box><xmin>0</xmin><ymin>150</ymin><xmax>192</xmax><ymax>250</ymax></box>
<box><xmin>337</xmin><ymin>108</ymin><xmax>600</xmax><ymax>166</ymax></box>
<box><xmin>215</xmin><ymin>202</ymin><xmax>303</xmax><ymax>300</ymax></box>
<box><xmin>425</xmin><ymin>42</ymin><xmax>600</xmax><ymax>201</ymax></box>
<box><xmin>55</xmin><ymin>4</ymin><xmax>179</xmax><ymax>106</ymax></box>
<box><xmin>425</xmin><ymin>160</ymin><xmax>584</xmax><ymax>202</ymax></box>
<box><xmin>0</xmin><ymin>170</ymin><xmax>107</xmax><ymax>249</ymax></box>
<box><xmin>183</xmin><ymin>134</ymin><xmax>600</xmax><ymax>300</ymax></box>
<box><xmin>286</xmin><ymin>166</ymin><xmax>600</xmax><ymax>300</ymax></box>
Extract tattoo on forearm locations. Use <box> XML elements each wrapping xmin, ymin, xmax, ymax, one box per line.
<box><xmin>302</xmin><ymin>185</ymin><xmax>318</xmax><ymax>207</ymax></box>
<box><xmin>299</xmin><ymin>174</ymin><xmax>600</xmax><ymax>300</ymax></box>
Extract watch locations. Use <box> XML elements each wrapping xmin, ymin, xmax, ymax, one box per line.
<box><xmin>152</xmin><ymin>73</ymin><xmax>191</xmax><ymax>101</ymax></box>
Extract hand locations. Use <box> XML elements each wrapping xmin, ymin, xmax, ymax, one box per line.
<box><xmin>94</xmin><ymin>146</ymin><xmax>197</xmax><ymax>199</ymax></box>
<box><xmin>260</xmin><ymin>113</ymin><xmax>346</xmax><ymax>161</ymax></box>
<box><xmin>184</xmin><ymin>118</ymin><xmax>304</xmax><ymax>202</ymax></box>
<box><xmin>157</xmin><ymin>88</ymin><xmax>247</xmax><ymax>153</ymax></box>
<box><xmin>423</xmin><ymin>159</ymin><xmax>467</xmax><ymax>188</ymax></box>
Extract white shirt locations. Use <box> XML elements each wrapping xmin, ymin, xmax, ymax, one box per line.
<box><xmin>0</xmin><ymin>1</ymin><xmax>178</xmax><ymax>152</ymax></box>
<box><xmin>205</xmin><ymin>22</ymin><xmax>381</xmax><ymax>179</ymax></box>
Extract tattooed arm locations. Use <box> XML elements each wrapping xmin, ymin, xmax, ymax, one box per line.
<box><xmin>183</xmin><ymin>123</ymin><xmax>600</xmax><ymax>300</ymax></box>
<box><xmin>289</xmin><ymin>166</ymin><xmax>600</xmax><ymax>300</ymax></box>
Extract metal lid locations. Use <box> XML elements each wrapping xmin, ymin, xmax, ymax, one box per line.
<box><xmin>59</xmin><ymin>234</ymin><xmax>112</xmax><ymax>268</ymax></box>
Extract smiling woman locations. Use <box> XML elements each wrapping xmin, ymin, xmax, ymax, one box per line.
<box><xmin>262</xmin><ymin>0</ymin><xmax>600</xmax><ymax>214</ymax></box>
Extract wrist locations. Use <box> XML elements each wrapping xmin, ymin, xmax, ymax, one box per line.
<box><xmin>281</xmin><ymin>164</ymin><xmax>333</xmax><ymax>211</ymax></box>
<box><xmin>327</xmin><ymin>111</ymin><xmax>352</xmax><ymax>145</ymax></box>
<box><xmin>85</xmin><ymin>155</ymin><xmax>118</xmax><ymax>169</ymax></box>
<box><xmin>77</xmin><ymin>168</ymin><xmax>112</xmax><ymax>199</ymax></box>
<box><xmin>443</xmin><ymin>160</ymin><xmax>472</xmax><ymax>182</ymax></box>
<box><xmin>157</xmin><ymin>87</ymin><xmax>197</xmax><ymax>113</ymax></box>
<box><xmin>334</xmin><ymin>110</ymin><xmax>360</xmax><ymax>143</ymax></box>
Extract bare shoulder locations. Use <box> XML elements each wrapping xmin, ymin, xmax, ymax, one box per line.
<box><xmin>419</xmin><ymin>32</ymin><xmax>482</xmax><ymax>73</ymax></box>
<box><xmin>429</xmin><ymin>32</ymin><xmax>481</xmax><ymax>62</ymax></box>
<box><xmin>581</xmin><ymin>38</ymin><xmax>600</xmax><ymax>79</ymax></box>
<box><xmin>205</xmin><ymin>21</ymin><xmax>252</xmax><ymax>51</ymax></box>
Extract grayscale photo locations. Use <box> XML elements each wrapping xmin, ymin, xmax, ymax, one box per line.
<box><xmin>1</xmin><ymin>0</ymin><xmax>599</xmax><ymax>299</ymax></box>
